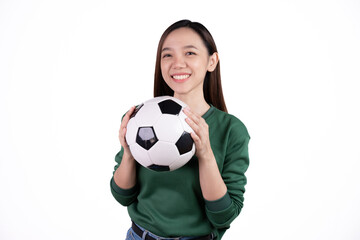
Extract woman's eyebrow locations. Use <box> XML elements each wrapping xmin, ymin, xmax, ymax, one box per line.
<box><xmin>184</xmin><ymin>45</ymin><xmax>198</xmax><ymax>50</ymax></box>
<box><xmin>162</xmin><ymin>45</ymin><xmax>198</xmax><ymax>52</ymax></box>
<box><xmin>161</xmin><ymin>47</ymin><xmax>171</xmax><ymax>52</ymax></box>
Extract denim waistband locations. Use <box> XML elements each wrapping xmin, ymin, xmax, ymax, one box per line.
<box><xmin>132</xmin><ymin>222</ymin><xmax>213</xmax><ymax>240</ymax></box>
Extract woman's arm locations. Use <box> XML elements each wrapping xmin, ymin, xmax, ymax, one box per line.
<box><xmin>113</xmin><ymin>151</ymin><xmax>137</xmax><ymax>190</ymax></box>
<box><xmin>113</xmin><ymin>106</ymin><xmax>137</xmax><ymax>189</ymax></box>
<box><xmin>184</xmin><ymin>107</ymin><xmax>250</xmax><ymax>230</ymax></box>
<box><xmin>198</xmin><ymin>152</ymin><xmax>227</xmax><ymax>201</ymax></box>
<box><xmin>183</xmin><ymin>107</ymin><xmax>227</xmax><ymax>200</ymax></box>
<box><xmin>110</xmin><ymin>106</ymin><xmax>140</xmax><ymax>206</ymax></box>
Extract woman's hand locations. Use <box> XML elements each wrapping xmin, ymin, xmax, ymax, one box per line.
<box><xmin>114</xmin><ymin>106</ymin><xmax>137</xmax><ymax>189</ymax></box>
<box><xmin>118</xmin><ymin>106</ymin><xmax>136</xmax><ymax>158</ymax></box>
<box><xmin>183</xmin><ymin>107</ymin><xmax>213</xmax><ymax>162</ymax></box>
<box><xmin>183</xmin><ymin>106</ymin><xmax>227</xmax><ymax>200</ymax></box>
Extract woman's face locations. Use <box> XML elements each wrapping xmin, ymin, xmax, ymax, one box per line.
<box><xmin>160</xmin><ymin>27</ymin><xmax>218</xmax><ymax>97</ymax></box>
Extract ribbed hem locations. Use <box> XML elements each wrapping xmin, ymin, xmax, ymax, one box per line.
<box><xmin>202</xmin><ymin>105</ymin><xmax>215</xmax><ymax>119</ymax></box>
<box><xmin>205</xmin><ymin>191</ymin><xmax>232</xmax><ymax>212</ymax></box>
<box><xmin>111</xmin><ymin>177</ymin><xmax>138</xmax><ymax>196</ymax></box>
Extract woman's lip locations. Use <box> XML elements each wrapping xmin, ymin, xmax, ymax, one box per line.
<box><xmin>171</xmin><ymin>72</ymin><xmax>191</xmax><ymax>75</ymax></box>
<box><xmin>171</xmin><ymin>74</ymin><xmax>191</xmax><ymax>83</ymax></box>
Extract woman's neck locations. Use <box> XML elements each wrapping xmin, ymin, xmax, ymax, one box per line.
<box><xmin>174</xmin><ymin>92</ymin><xmax>210</xmax><ymax>117</ymax></box>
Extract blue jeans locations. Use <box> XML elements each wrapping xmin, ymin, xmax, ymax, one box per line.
<box><xmin>125</xmin><ymin>223</ymin><xmax>209</xmax><ymax>240</ymax></box>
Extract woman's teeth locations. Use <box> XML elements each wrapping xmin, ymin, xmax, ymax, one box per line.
<box><xmin>172</xmin><ymin>75</ymin><xmax>190</xmax><ymax>80</ymax></box>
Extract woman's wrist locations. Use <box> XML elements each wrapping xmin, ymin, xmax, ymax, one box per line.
<box><xmin>198</xmin><ymin>150</ymin><xmax>227</xmax><ymax>201</ymax></box>
<box><xmin>122</xmin><ymin>149</ymin><xmax>134</xmax><ymax>161</ymax></box>
<box><xmin>113</xmin><ymin>150</ymin><xmax>136</xmax><ymax>189</ymax></box>
<box><xmin>197</xmin><ymin>149</ymin><xmax>215</xmax><ymax>164</ymax></box>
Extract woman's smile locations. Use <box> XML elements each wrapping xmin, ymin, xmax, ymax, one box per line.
<box><xmin>161</xmin><ymin>27</ymin><xmax>215</xmax><ymax>96</ymax></box>
<box><xmin>171</xmin><ymin>73</ymin><xmax>191</xmax><ymax>83</ymax></box>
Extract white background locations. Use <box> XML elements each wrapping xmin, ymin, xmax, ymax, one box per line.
<box><xmin>1</xmin><ymin>0</ymin><xmax>359</xmax><ymax>239</ymax></box>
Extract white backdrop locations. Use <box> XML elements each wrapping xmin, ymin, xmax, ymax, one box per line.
<box><xmin>1</xmin><ymin>0</ymin><xmax>359</xmax><ymax>239</ymax></box>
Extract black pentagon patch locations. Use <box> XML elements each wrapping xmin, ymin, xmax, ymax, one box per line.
<box><xmin>175</xmin><ymin>132</ymin><xmax>194</xmax><ymax>155</ymax></box>
<box><xmin>130</xmin><ymin>103</ymin><xmax>144</xmax><ymax>118</ymax></box>
<box><xmin>148</xmin><ymin>164</ymin><xmax>170</xmax><ymax>172</ymax></box>
<box><xmin>136</xmin><ymin>127</ymin><xmax>158</xmax><ymax>150</ymax></box>
<box><xmin>158</xmin><ymin>99</ymin><xmax>182</xmax><ymax>115</ymax></box>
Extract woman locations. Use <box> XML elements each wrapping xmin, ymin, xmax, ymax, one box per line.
<box><xmin>111</xmin><ymin>19</ymin><xmax>250</xmax><ymax>240</ymax></box>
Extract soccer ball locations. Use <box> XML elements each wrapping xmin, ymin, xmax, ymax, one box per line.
<box><xmin>125</xmin><ymin>96</ymin><xmax>196</xmax><ymax>171</ymax></box>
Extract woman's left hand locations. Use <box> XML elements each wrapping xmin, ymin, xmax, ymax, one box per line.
<box><xmin>183</xmin><ymin>107</ymin><xmax>213</xmax><ymax>162</ymax></box>
<box><xmin>184</xmin><ymin>106</ymin><xmax>227</xmax><ymax>200</ymax></box>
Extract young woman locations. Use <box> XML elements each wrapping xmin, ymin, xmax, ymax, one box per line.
<box><xmin>111</xmin><ymin>20</ymin><xmax>250</xmax><ymax>240</ymax></box>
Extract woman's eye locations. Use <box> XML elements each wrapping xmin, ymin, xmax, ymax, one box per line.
<box><xmin>162</xmin><ymin>54</ymin><xmax>171</xmax><ymax>58</ymax></box>
<box><xmin>186</xmin><ymin>52</ymin><xmax>196</xmax><ymax>56</ymax></box>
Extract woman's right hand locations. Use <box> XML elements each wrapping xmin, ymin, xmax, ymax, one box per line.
<box><xmin>118</xmin><ymin>106</ymin><xmax>136</xmax><ymax>158</ymax></box>
<box><xmin>114</xmin><ymin>106</ymin><xmax>137</xmax><ymax>189</ymax></box>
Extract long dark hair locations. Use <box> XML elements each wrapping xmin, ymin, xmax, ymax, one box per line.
<box><xmin>153</xmin><ymin>19</ymin><xmax>228</xmax><ymax>113</ymax></box>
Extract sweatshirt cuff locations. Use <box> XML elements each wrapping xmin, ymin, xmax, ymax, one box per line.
<box><xmin>205</xmin><ymin>191</ymin><xmax>232</xmax><ymax>212</ymax></box>
<box><xmin>111</xmin><ymin>177</ymin><xmax>138</xmax><ymax>196</ymax></box>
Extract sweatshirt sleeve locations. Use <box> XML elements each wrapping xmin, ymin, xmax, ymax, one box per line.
<box><xmin>204</xmin><ymin>117</ymin><xmax>250</xmax><ymax>229</ymax></box>
<box><xmin>110</xmin><ymin>148</ymin><xmax>139</xmax><ymax>206</ymax></box>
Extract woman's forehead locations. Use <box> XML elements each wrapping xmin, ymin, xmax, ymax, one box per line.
<box><xmin>162</xmin><ymin>28</ymin><xmax>204</xmax><ymax>50</ymax></box>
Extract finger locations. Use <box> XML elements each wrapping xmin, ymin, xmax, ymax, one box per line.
<box><xmin>119</xmin><ymin>106</ymin><xmax>136</xmax><ymax>144</ymax></box>
<box><xmin>190</xmin><ymin>131</ymin><xmax>201</xmax><ymax>145</ymax></box>
<box><xmin>185</xmin><ymin>116</ymin><xmax>200</xmax><ymax>133</ymax></box>
<box><xmin>119</xmin><ymin>125</ymin><xmax>126</xmax><ymax>137</ymax></box>
<box><xmin>183</xmin><ymin>107</ymin><xmax>201</xmax><ymax>124</ymax></box>
<box><xmin>124</xmin><ymin>106</ymin><xmax>136</xmax><ymax>121</ymax></box>
<box><xmin>185</xmin><ymin>111</ymin><xmax>209</xmax><ymax>134</ymax></box>
<box><xmin>121</xmin><ymin>127</ymin><xmax>128</xmax><ymax>143</ymax></box>
<box><xmin>119</xmin><ymin>125</ymin><xmax>130</xmax><ymax>147</ymax></box>
<box><xmin>184</xmin><ymin>107</ymin><xmax>199</xmax><ymax>122</ymax></box>
<box><xmin>127</xmin><ymin>105</ymin><xmax>136</xmax><ymax>116</ymax></box>
<box><xmin>121</xmin><ymin>106</ymin><xmax>136</xmax><ymax>128</ymax></box>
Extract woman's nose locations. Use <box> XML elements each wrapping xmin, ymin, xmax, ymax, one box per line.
<box><xmin>173</xmin><ymin>55</ymin><xmax>186</xmax><ymax>68</ymax></box>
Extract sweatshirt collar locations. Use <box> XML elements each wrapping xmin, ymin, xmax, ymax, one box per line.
<box><xmin>202</xmin><ymin>104</ymin><xmax>215</xmax><ymax>120</ymax></box>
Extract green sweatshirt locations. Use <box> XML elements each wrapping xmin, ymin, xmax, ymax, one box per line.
<box><xmin>110</xmin><ymin>106</ymin><xmax>250</xmax><ymax>239</ymax></box>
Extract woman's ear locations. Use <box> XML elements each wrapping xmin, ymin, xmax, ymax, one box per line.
<box><xmin>207</xmin><ymin>52</ymin><xmax>219</xmax><ymax>72</ymax></box>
